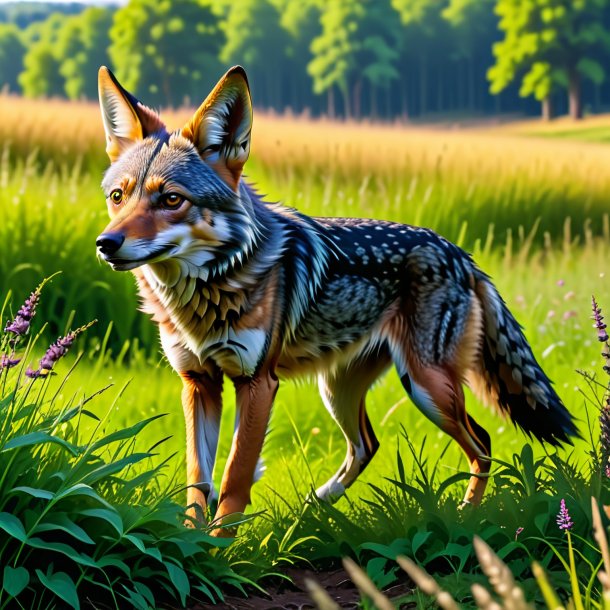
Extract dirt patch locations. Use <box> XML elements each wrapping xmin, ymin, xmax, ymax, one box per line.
<box><xmin>192</xmin><ymin>567</ymin><xmax>416</xmax><ymax>609</ymax></box>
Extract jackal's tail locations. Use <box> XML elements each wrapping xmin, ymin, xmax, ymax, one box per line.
<box><xmin>470</xmin><ymin>270</ymin><xmax>578</xmax><ymax>444</ymax></box>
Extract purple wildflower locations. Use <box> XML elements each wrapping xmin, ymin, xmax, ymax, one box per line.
<box><xmin>593</xmin><ymin>296</ymin><xmax>610</xmax><ymax>344</ymax></box>
<box><xmin>4</xmin><ymin>289</ymin><xmax>41</xmax><ymax>344</ymax></box>
<box><xmin>26</xmin><ymin>321</ymin><xmax>95</xmax><ymax>380</ymax></box>
<box><xmin>0</xmin><ymin>353</ymin><xmax>21</xmax><ymax>371</ymax></box>
<box><xmin>557</xmin><ymin>499</ymin><xmax>574</xmax><ymax>531</ymax></box>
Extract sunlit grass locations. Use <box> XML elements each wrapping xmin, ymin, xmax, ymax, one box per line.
<box><xmin>3</xmin><ymin>95</ymin><xmax>610</xmax><ymax>598</ymax></box>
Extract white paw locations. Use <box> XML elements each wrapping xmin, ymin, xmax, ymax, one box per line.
<box><xmin>315</xmin><ymin>479</ymin><xmax>346</xmax><ymax>503</ymax></box>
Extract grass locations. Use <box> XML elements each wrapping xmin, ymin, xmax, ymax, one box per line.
<box><xmin>2</xmin><ymin>93</ymin><xmax>610</xmax><ymax>606</ymax></box>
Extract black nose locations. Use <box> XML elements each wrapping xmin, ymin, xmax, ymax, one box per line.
<box><xmin>96</xmin><ymin>232</ymin><xmax>125</xmax><ymax>256</ymax></box>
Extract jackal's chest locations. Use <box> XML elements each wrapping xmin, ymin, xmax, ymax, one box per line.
<box><xmin>138</xmin><ymin>265</ymin><xmax>269</xmax><ymax>377</ymax></box>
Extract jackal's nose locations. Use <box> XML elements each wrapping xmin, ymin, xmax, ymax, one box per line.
<box><xmin>96</xmin><ymin>232</ymin><xmax>125</xmax><ymax>256</ymax></box>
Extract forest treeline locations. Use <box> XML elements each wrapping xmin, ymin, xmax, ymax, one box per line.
<box><xmin>1</xmin><ymin>0</ymin><xmax>609</xmax><ymax>120</ymax></box>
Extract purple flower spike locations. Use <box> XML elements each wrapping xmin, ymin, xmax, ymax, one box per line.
<box><xmin>0</xmin><ymin>353</ymin><xmax>21</xmax><ymax>371</ymax></box>
<box><xmin>593</xmin><ymin>296</ymin><xmax>609</xmax><ymax>342</ymax></box>
<box><xmin>557</xmin><ymin>499</ymin><xmax>574</xmax><ymax>531</ymax></box>
<box><xmin>25</xmin><ymin>367</ymin><xmax>43</xmax><ymax>379</ymax></box>
<box><xmin>27</xmin><ymin>321</ymin><xmax>95</xmax><ymax>380</ymax></box>
<box><xmin>4</xmin><ymin>289</ymin><xmax>41</xmax><ymax>343</ymax></box>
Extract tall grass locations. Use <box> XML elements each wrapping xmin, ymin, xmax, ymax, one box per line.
<box><xmin>3</xmin><ymin>95</ymin><xmax>610</xmax><ymax>350</ymax></box>
<box><xmin>3</xmin><ymin>95</ymin><xmax>610</xmax><ymax>605</ymax></box>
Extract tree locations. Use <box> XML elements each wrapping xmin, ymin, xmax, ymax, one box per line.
<box><xmin>0</xmin><ymin>24</ymin><xmax>26</xmax><ymax>93</ymax></box>
<box><xmin>442</xmin><ymin>0</ymin><xmax>497</xmax><ymax>112</ymax></box>
<box><xmin>19</xmin><ymin>14</ymin><xmax>66</xmax><ymax>98</ymax></box>
<box><xmin>309</xmin><ymin>0</ymin><xmax>400</xmax><ymax>119</ymax></box>
<box><xmin>391</xmin><ymin>0</ymin><xmax>448</xmax><ymax>116</ymax></box>
<box><xmin>220</xmin><ymin>0</ymin><xmax>291</xmax><ymax>110</ymax></box>
<box><xmin>271</xmin><ymin>0</ymin><xmax>321</xmax><ymax>113</ymax></box>
<box><xmin>57</xmin><ymin>8</ymin><xmax>113</xmax><ymax>100</ymax></box>
<box><xmin>488</xmin><ymin>0</ymin><xmax>610</xmax><ymax>120</ymax></box>
<box><xmin>109</xmin><ymin>0</ymin><xmax>223</xmax><ymax>107</ymax></box>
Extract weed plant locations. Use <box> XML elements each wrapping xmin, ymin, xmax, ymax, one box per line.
<box><xmin>0</xmin><ymin>285</ymin><xmax>251</xmax><ymax>609</ymax></box>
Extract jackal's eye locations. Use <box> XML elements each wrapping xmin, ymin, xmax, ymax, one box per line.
<box><xmin>109</xmin><ymin>189</ymin><xmax>123</xmax><ymax>205</ymax></box>
<box><xmin>160</xmin><ymin>193</ymin><xmax>185</xmax><ymax>209</ymax></box>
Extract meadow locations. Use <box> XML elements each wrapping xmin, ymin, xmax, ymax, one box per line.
<box><xmin>2</xmin><ymin>95</ymin><xmax>610</xmax><ymax>608</ymax></box>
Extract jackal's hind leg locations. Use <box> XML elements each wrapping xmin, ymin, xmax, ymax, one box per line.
<box><xmin>396</xmin><ymin>359</ymin><xmax>491</xmax><ymax>506</ymax></box>
<box><xmin>315</xmin><ymin>353</ymin><xmax>389</xmax><ymax>503</ymax></box>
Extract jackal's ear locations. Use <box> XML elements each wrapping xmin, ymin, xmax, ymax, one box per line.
<box><xmin>181</xmin><ymin>66</ymin><xmax>252</xmax><ymax>191</ymax></box>
<box><xmin>98</xmin><ymin>66</ymin><xmax>166</xmax><ymax>163</ymax></box>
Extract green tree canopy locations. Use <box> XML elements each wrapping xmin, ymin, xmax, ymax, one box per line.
<box><xmin>57</xmin><ymin>7</ymin><xmax>113</xmax><ymax>100</ymax></box>
<box><xmin>19</xmin><ymin>13</ymin><xmax>66</xmax><ymax>98</ymax></box>
<box><xmin>109</xmin><ymin>0</ymin><xmax>223</xmax><ymax>108</ymax></box>
<box><xmin>220</xmin><ymin>0</ymin><xmax>291</xmax><ymax>109</ymax></box>
<box><xmin>309</xmin><ymin>0</ymin><xmax>400</xmax><ymax>118</ymax></box>
<box><xmin>488</xmin><ymin>0</ymin><xmax>610</xmax><ymax>119</ymax></box>
<box><xmin>0</xmin><ymin>24</ymin><xmax>25</xmax><ymax>93</ymax></box>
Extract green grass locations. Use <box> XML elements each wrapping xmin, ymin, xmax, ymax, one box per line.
<box><xmin>2</xmin><ymin>105</ymin><xmax>610</xmax><ymax>605</ymax></box>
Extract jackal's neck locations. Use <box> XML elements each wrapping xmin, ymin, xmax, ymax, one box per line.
<box><xmin>135</xmin><ymin>187</ymin><xmax>335</xmax><ymax>358</ymax></box>
<box><xmin>134</xmin><ymin>198</ymin><xmax>286</xmax><ymax>354</ymax></box>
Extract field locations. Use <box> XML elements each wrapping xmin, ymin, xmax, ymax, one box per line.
<box><xmin>2</xmin><ymin>96</ymin><xmax>610</xmax><ymax>608</ymax></box>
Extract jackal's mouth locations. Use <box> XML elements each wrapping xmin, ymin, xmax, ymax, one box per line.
<box><xmin>100</xmin><ymin>244</ymin><xmax>177</xmax><ymax>271</ymax></box>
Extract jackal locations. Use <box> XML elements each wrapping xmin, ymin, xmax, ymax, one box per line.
<box><xmin>96</xmin><ymin>65</ymin><xmax>577</xmax><ymax>531</ymax></box>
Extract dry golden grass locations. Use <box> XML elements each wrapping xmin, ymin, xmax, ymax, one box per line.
<box><xmin>3</xmin><ymin>93</ymin><xmax>610</xmax><ymax>246</ymax></box>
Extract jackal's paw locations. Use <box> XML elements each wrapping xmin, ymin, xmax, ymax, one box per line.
<box><xmin>314</xmin><ymin>479</ymin><xmax>345</xmax><ymax>504</ymax></box>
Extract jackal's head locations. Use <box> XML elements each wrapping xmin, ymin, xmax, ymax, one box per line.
<box><xmin>96</xmin><ymin>66</ymin><xmax>254</xmax><ymax>272</ymax></box>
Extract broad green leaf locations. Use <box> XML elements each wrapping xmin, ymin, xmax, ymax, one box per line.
<box><xmin>80</xmin><ymin>507</ymin><xmax>123</xmax><ymax>536</ymax></box>
<box><xmin>97</xmin><ymin>555</ymin><xmax>131</xmax><ymax>577</ymax></box>
<box><xmin>84</xmin><ymin>452</ymin><xmax>152</xmax><ymax>484</ymax></box>
<box><xmin>412</xmin><ymin>531</ymin><xmax>433</xmax><ymax>556</ymax></box>
<box><xmin>54</xmin><ymin>483</ymin><xmax>111</xmax><ymax>507</ymax></box>
<box><xmin>123</xmin><ymin>533</ymin><xmax>146</xmax><ymax>553</ymax></box>
<box><xmin>165</xmin><ymin>561</ymin><xmax>190</xmax><ymax>606</ymax></box>
<box><xmin>27</xmin><ymin>537</ymin><xmax>97</xmax><ymax>567</ymax></box>
<box><xmin>33</xmin><ymin>513</ymin><xmax>95</xmax><ymax>544</ymax></box>
<box><xmin>133</xmin><ymin>581</ymin><xmax>155</xmax><ymax>607</ymax></box>
<box><xmin>10</xmin><ymin>486</ymin><xmax>54</xmax><ymax>501</ymax></box>
<box><xmin>119</xmin><ymin>585</ymin><xmax>150</xmax><ymax>610</ymax></box>
<box><xmin>88</xmin><ymin>414</ymin><xmax>166</xmax><ymax>452</ymax></box>
<box><xmin>0</xmin><ymin>512</ymin><xmax>27</xmax><ymax>542</ymax></box>
<box><xmin>35</xmin><ymin>569</ymin><xmax>80</xmax><ymax>610</ymax></box>
<box><xmin>3</xmin><ymin>432</ymin><xmax>79</xmax><ymax>456</ymax></box>
<box><xmin>2</xmin><ymin>566</ymin><xmax>29</xmax><ymax>597</ymax></box>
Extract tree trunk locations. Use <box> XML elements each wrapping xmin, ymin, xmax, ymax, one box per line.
<box><xmin>568</xmin><ymin>70</ymin><xmax>582</xmax><ymax>120</ymax></box>
<box><xmin>327</xmin><ymin>88</ymin><xmax>335</xmax><ymax>118</ymax></box>
<box><xmin>162</xmin><ymin>73</ymin><xmax>173</xmax><ymax>108</ymax></box>
<box><xmin>419</xmin><ymin>54</ymin><xmax>427</xmax><ymax>116</ymax></box>
<box><xmin>342</xmin><ymin>84</ymin><xmax>351</xmax><ymax>119</ymax></box>
<box><xmin>370</xmin><ymin>83</ymin><xmax>377</xmax><ymax>120</ymax></box>
<box><xmin>400</xmin><ymin>78</ymin><xmax>408</xmax><ymax>120</ymax></box>
<box><xmin>468</xmin><ymin>56</ymin><xmax>475</xmax><ymax>112</ymax></box>
<box><xmin>353</xmin><ymin>78</ymin><xmax>362</xmax><ymax>120</ymax></box>
<box><xmin>541</xmin><ymin>96</ymin><xmax>553</xmax><ymax>121</ymax></box>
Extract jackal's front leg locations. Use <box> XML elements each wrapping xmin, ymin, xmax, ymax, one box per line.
<box><xmin>180</xmin><ymin>366</ymin><xmax>223</xmax><ymax>523</ymax></box>
<box><xmin>213</xmin><ymin>368</ymin><xmax>278</xmax><ymax>535</ymax></box>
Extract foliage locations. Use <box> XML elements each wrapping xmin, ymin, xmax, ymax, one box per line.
<box><xmin>488</xmin><ymin>0</ymin><xmax>610</xmax><ymax>118</ymax></box>
<box><xmin>0</xmin><ymin>23</ymin><xmax>25</xmax><ymax>94</ymax></box>
<box><xmin>109</xmin><ymin>0</ymin><xmax>223</xmax><ymax>107</ymax></box>
<box><xmin>57</xmin><ymin>8</ymin><xmax>113</xmax><ymax>100</ymax></box>
<box><xmin>0</xmin><ymin>287</ymin><xmax>250</xmax><ymax>609</ymax></box>
<box><xmin>7</xmin><ymin>0</ymin><xmax>610</xmax><ymax>118</ymax></box>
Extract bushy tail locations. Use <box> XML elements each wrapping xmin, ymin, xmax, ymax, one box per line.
<box><xmin>470</xmin><ymin>270</ymin><xmax>578</xmax><ymax>444</ymax></box>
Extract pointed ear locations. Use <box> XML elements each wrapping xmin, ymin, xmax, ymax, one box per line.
<box><xmin>181</xmin><ymin>66</ymin><xmax>252</xmax><ymax>191</ymax></box>
<box><xmin>98</xmin><ymin>66</ymin><xmax>167</xmax><ymax>163</ymax></box>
